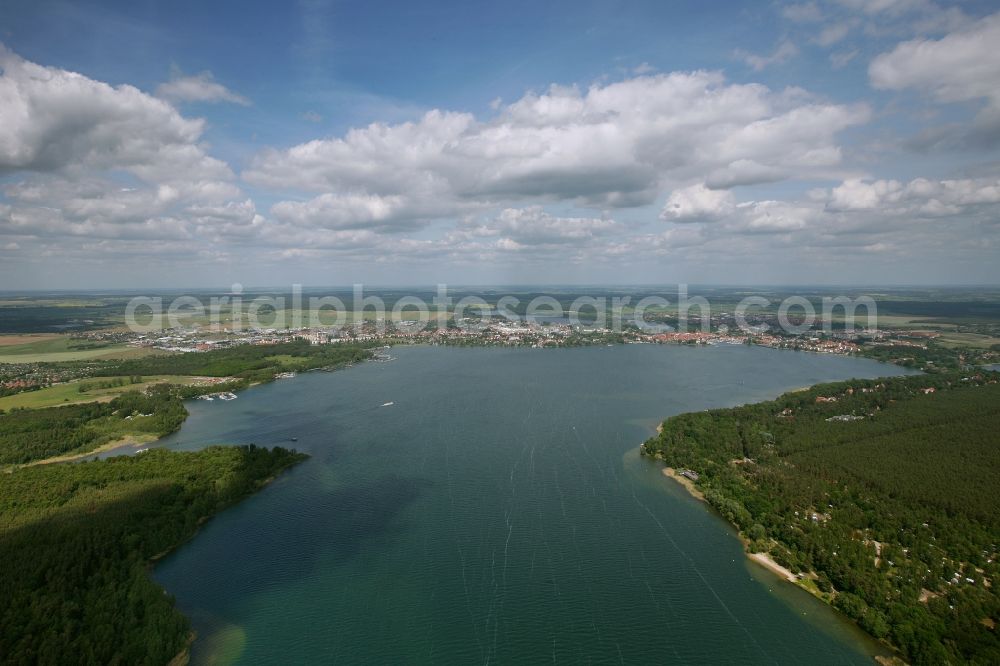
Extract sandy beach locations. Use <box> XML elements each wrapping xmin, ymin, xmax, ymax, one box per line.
<box><xmin>747</xmin><ymin>551</ymin><xmax>798</xmax><ymax>582</ymax></box>
<box><xmin>661</xmin><ymin>467</ymin><xmax>706</xmax><ymax>502</ymax></box>
<box><xmin>658</xmin><ymin>461</ymin><xmax>799</xmax><ymax>584</ymax></box>
<box><xmin>23</xmin><ymin>434</ymin><xmax>158</xmax><ymax>467</ymax></box>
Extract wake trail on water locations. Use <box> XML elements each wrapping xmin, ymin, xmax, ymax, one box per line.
<box><xmin>443</xmin><ymin>419</ymin><xmax>486</xmax><ymax>664</ymax></box>
<box><xmin>631</xmin><ymin>488</ymin><xmax>774</xmax><ymax>663</ymax></box>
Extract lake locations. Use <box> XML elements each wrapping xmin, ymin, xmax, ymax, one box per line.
<box><xmin>150</xmin><ymin>344</ymin><xmax>914</xmax><ymax>664</ymax></box>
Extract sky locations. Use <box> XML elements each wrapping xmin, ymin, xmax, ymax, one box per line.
<box><xmin>1</xmin><ymin>0</ymin><xmax>999</xmax><ymax>289</ymax></box>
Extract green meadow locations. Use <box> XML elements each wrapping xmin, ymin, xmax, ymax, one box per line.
<box><xmin>0</xmin><ymin>335</ymin><xmax>164</xmax><ymax>363</ymax></box>
<box><xmin>0</xmin><ymin>375</ymin><xmax>208</xmax><ymax>411</ymax></box>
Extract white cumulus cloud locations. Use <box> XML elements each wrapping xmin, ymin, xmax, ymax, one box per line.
<box><xmin>155</xmin><ymin>69</ymin><xmax>251</xmax><ymax>106</ymax></box>
<box><xmin>735</xmin><ymin>41</ymin><xmax>800</xmax><ymax>71</ymax></box>
<box><xmin>869</xmin><ymin>12</ymin><xmax>1000</xmax><ymax>105</ymax></box>
<box><xmin>0</xmin><ymin>46</ymin><xmax>251</xmax><ymax>244</ymax></box>
<box><xmin>0</xmin><ymin>45</ymin><xmax>229</xmax><ymax>181</ymax></box>
<box><xmin>249</xmin><ymin>71</ymin><xmax>869</xmax><ymax>230</ymax></box>
<box><xmin>660</xmin><ymin>184</ymin><xmax>736</xmax><ymax>222</ymax></box>
<box><xmin>826</xmin><ymin>177</ymin><xmax>1000</xmax><ymax>214</ymax></box>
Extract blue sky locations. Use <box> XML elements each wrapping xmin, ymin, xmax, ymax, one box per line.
<box><xmin>1</xmin><ymin>0</ymin><xmax>999</xmax><ymax>287</ymax></box>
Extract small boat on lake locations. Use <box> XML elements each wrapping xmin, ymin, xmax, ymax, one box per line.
<box><xmin>381</xmin><ymin>401</ymin><xmax>394</xmax><ymax>407</ymax></box>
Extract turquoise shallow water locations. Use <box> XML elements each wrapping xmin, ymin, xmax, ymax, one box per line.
<box><xmin>148</xmin><ymin>344</ymin><xmax>914</xmax><ymax>664</ymax></box>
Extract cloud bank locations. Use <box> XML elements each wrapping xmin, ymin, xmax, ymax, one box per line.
<box><xmin>2</xmin><ymin>4</ymin><xmax>999</xmax><ymax>287</ymax></box>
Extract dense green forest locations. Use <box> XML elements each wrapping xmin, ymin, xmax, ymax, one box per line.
<box><xmin>0</xmin><ymin>386</ymin><xmax>187</xmax><ymax>465</ymax></box>
<box><xmin>98</xmin><ymin>339</ymin><xmax>371</xmax><ymax>382</ymax></box>
<box><xmin>858</xmin><ymin>342</ymin><xmax>977</xmax><ymax>372</ymax></box>
<box><xmin>643</xmin><ymin>372</ymin><xmax>1000</xmax><ymax>665</ymax></box>
<box><xmin>0</xmin><ymin>445</ymin><xmax>305</xmax><ymax>664</ymax></box>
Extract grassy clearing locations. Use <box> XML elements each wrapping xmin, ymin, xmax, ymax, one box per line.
<box><xmin>935</xmin><ymin>331</ymin><xmax>1000</xmax><ymax>349</ymax></box>
<box><xmin>261</xmin><ymin>354</ymin><xmax>301</xmax><ymax>366</ymax></box>
<box><xmin>0</xmin><ymin>346</ymin><xmax>135</xmax><ymax>363</ymax></box>
<box><xmin>0</xmin><ymin>375</ymin><xmax>207</xmax><ymax>410</ymax></box>
<box><xmin>0</xmin><ymin>335</ymin><xmax>166</xmax><ymax>363</ymax></box>
<box><xmin>871</xmin><ymin>314</ymin><xmax>938</xmax><ymax>328</ymax></box>
<box><xmin>0</xmin><ymin>336</ymin><xmax>80</xmax><ymax>356</ymax></box>
<box><xmin>92</xmin><ymin>347</ymin><xmax>168</xmax><ymax>361</ymax></box>
<box><xmin>819</xmin><ymin>312</ymin><xmax>948</xmax><ymax>329</ymax></box>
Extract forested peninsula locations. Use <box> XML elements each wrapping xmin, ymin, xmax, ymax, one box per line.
<box><xmin>0</xmin><ymin>445</ymin><xmax>306</xmax><ymax>664</ymax></box>
<box><xmin>0</xmin><ymin>340</ymin><xmax>374</xmax><ymax>663</ymax></box>
<box><xmin>643</xmin><ymin>371</ymin><xmax>1000</xmax><ymax>664</ymax></box>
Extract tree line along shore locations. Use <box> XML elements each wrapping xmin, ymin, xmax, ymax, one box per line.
<box><xmin>643</xmin><ymin>371</ymin><xmax>1000</xmax><ymax>665</ymax></box>
<box><xmin>0</xmin><ymin>341</ymin><xmax>374</xmax><ymax>664</ymax></box>
<box><xmin>0</xmin><ymin>339</ymin><xmax>372</xmax><ymax>467</ymax></box>
<box><xmin>0</xmin><ymin>445</ymin><xmax>307</xmax><ymax>665</ymax></box>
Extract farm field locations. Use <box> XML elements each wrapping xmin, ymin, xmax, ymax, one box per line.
<box><xmin>0</xmin><ymin>334</ymin><xmax>65</xmax><ymax>347</ymax></box>
<box><xmin>934</xmin><ymin>331</ymin><xmax>1000</xmax><ymax>349</ymax></box>
<box><xmin>0</xmin><ymin>335</ymin><xmax>166</xmax><ymax>363</ymax></box>
<box><xmin>0</xmin><ymin>375</ymin><xmax>212</xmax><ymax>410</ymax></box>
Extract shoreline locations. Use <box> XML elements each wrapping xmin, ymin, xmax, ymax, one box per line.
<box><xmin>11</xmin><ymin>346</ymin><xmax>906</xmax><ymax>662</ymax></box>
<box><xmin>661</xmin><ymin>467</ymin><xmax>706</xmax><ymax>502</ymax></box>
<box><xmin>147</xmin><ymin>453</ymin><xmax>307</xmax><ymax>665</ymax></box>
<box><xmin>658</xmin><ymin>458</ymin><xmax>806</xmax><ymax>586</ymax></box>
<box><xmin>647</xmin><ymin>435</ymin><xmax>906</xmax><ymax>664</ymax></box>
<box><xmin>11</xmin><ymin>356</ymin><xmax>365</xmax><ymax>469</ymax></box>
<box><xmin>658</xmin><ymin>461</ymin><xmax>797</xmax><ymax>582</ymax></box>
<box><xmin>747</xmin><ymin>551</ymin><xmax>798</xmax><ymax>583</ymax></box>
<box><xmin>20</xmin><ymin>433</ymin><xmax>159</xmax><ymax>467</ymax></box>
